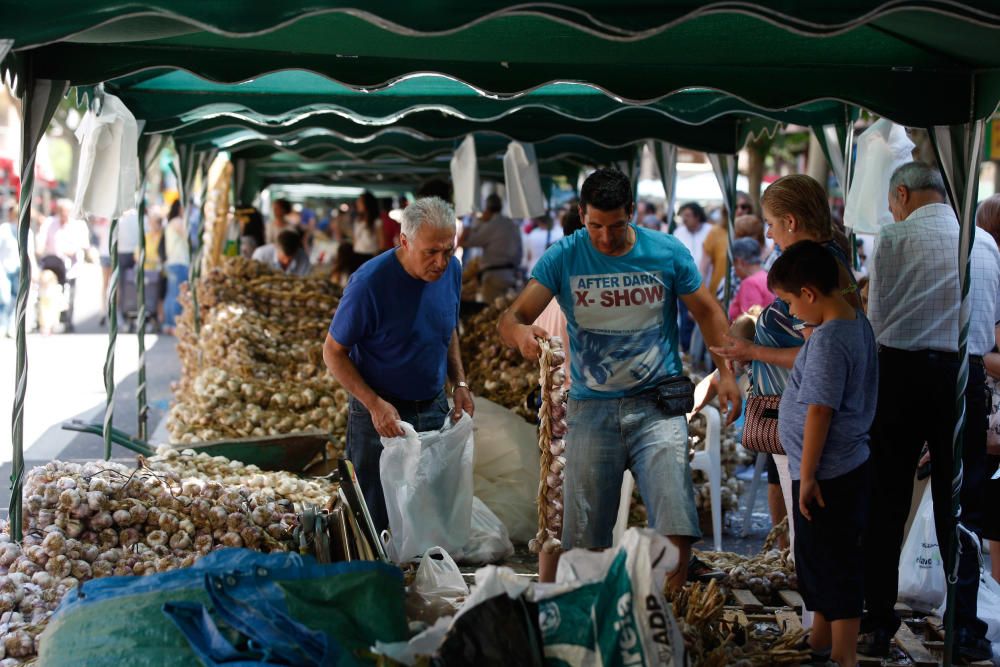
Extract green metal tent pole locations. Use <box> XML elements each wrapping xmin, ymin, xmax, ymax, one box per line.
<box><xmin>708</xmin><ymin>153</ymin><xmax>739</xmax><ymax>309</ymax></box>
<box><xmin>135</xmin><ymin>173</ymin><xmax>148</xmax><ymax>441</ymax></box>
<box><xmin>103</xmin><ymin>215</ymin><xmax>119</xmax><ymax>461</ymax></box>
<box><xmin>9</xmin><ymin>60</ymin><xmax>68</xmax><ymax>539</ymax></box>
<box><xmin>928</xmin><ymin>119</ymin><xmax>986</xmax><ymax>667</ymax></box>
<box><xmin>134</xmin><ymin>134</ymin><xmax>165</xmax><ymax>441</ymax></box>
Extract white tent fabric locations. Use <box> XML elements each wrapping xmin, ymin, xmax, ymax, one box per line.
<box><xmin>503</xmin><ymin>141</ymin><xmax>546</xmax><ymax>218</ymax></box>
<box><xmin>73</xmin><ymin>92</ymin><xmax>140</xmax><ymax>220</ymax></box>
<box><xmin>450</xmin><ymin>134</ymin><xmax>480</xmax><ymax>217</ymax></box>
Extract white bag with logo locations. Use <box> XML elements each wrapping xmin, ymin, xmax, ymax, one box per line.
<box><xmin>897</xmin><ymin>484</ymin><xmax>946</xmax><ymax>610</ymax></box>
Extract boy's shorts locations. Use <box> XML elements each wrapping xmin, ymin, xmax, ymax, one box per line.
<box><xmin>791</xmin><ymin>460</ymin><xmax>870</xmax><ymax>621</ymax></box>
<box><xmin>561</xmin><ymin>395</ymin><xmax>701</xmax><ymax>549</ymax></box>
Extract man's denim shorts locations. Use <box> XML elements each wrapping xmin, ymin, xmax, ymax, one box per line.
<box><xmin>562</xmin><ymin>394</ymin><xmax>701</xmax><ymax>549</ymax></box>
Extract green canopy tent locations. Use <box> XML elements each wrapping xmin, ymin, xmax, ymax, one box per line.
<box><xmin>5</xmin><ymin>3</ymin><xmax>999</xmax><ymax>126</ymax></box>
<box><xmin>3</xmin><ymin>5</ymin><xmax>1000</xmax><ymax>661</ymax></box>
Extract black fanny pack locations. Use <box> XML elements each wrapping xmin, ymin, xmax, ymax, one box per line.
<box><xmin>647</xmin><ymin>376</ymin><xmax>695</xmax><ymax>417</ymax></box>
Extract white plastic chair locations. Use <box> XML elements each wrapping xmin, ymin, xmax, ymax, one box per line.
<box><xmin>610</xmin><ymin>406</ymin><xmax>723</xmax><ymax>552</ymax></box>
<box><xmin>689</xmin><ymin>405</ymin><xmax>723</xmax><ymax>551</ymax></box>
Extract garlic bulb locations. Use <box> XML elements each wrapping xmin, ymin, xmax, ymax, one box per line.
<box><xmin>169</xmin><ymin>257</ymin><xmax>347</xmax><ymax>461</ymax></box>
<box><xmin>530</xmin><ymin>336</ymin><xmax>568</xmax><ymax>555</ymax></box>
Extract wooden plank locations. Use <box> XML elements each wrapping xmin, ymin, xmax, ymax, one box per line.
<box><xmin>777</xmin><ymin>589</ymin><xmax>803</xmax><ymax>611</ymax></box>
<box><xmin>856</xmin><ymin>656</ymin><xmax>884</xmax><ymax>666</ymax></box>
<box><xmin>774</xmin><ymin>609</ymin><xmax>803</xmax><ymax>634</ymax></box>
<box><xmin>731</xmin><ymin>589</ymin><xmax>764</xmax><ymax>613</ymax></box>
<box><xmin>894</xmin><ymin>623</ymin><xmax>938</xmax><ymax>667</ymax></box>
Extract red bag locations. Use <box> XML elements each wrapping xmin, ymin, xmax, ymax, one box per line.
<box><xmin>741</xmin><ymin>394</ymin><xmax>785</xmax><ymax>455</ymax></box>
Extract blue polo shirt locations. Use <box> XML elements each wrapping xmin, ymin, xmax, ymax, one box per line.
<box><xmin>329</xmin><ymin>250</ymin><xmax>461</xmax><ymax>401</ymax></box>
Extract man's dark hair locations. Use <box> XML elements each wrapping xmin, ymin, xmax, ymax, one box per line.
<box><xmin>276</xmin><ymin>229</ymin><xmax>303</xmax><ymax>257</ymax></box>
<box><xmin>767</xmin><ymin>240</ymin><xmax>839</xmax><ymax>296</ymax></box>
<box><xmin>485</xmin><ymin>193</ymin><xmax>503</xmax><ymax>213</ymax></box>
<box><xmin>678</xmin><ymin>202</ymin><xmax>707</xmax><ymax>223</ymax></box>
<box><xmin>562</xmin><ymin>206</ymin><xmax>583</xmax><ymax>236</ymax></box>
<box><xmin>379</xmin><ymin>197</ymin><xmax>394</xmax><ymax>212</ymax></box>
<box><xmin>579</xmin><ymin>168</ymin><xmax>633</xmax><ymax>214</ymax></box>
<box><xmin>273</xmin><ymin>198</ymin><xmax>292</xmax><ymax>216</ymax></box>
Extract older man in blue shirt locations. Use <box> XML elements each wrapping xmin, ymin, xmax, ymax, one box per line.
<box><xmin>323</xmin><ymin>197</ymin><xmax>475</xmax><ymax>533</ymax></box>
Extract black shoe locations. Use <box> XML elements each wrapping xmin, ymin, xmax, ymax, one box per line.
<box><xmin>857</xmin><ymin>626</ymin><xmax>893</xmax><ymax>657</ymax></box>
<box><xmin>794</xmin><ymin>636</ymin><xmax>831</xmax><ymax>663</ymax></box>
<box><xmin>687</xmin><ymin>555</ymin><xmax>726</xmax><ymax>583</ymax></box>
<box><xmin>953</xmin><ymin>628</ymin><xmax>992</xmax><ymax>664</ymax></box>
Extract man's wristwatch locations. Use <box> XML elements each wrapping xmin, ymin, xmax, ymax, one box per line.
<box><xmin>453</xmin><ymin>381</ymin><xmax>469</xmax><ymax>394</ymax></box>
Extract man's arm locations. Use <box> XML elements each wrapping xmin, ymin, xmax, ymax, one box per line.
<box><xmin>446</xmin><ymin>328</ymin><xmax>475</xmax><ymax>420</ymax></box>
<box><xmin>680</xmin><ymin>285</ymin><xmax>742</xmax><ymax>423</ymax></box>
<box><xmin>497</xmin><ymin>279</ymin><xmax>555</xmax><ymax>361</ymax></box>
<box><xmin>322</xmin><ymin>333</ymin><xmax>404</xmax><ymax>437</ymax></box>
<box><xmin>798</xmin><ymin>404</ymin><xmax>834</xmax><ymax>521</ymax></box>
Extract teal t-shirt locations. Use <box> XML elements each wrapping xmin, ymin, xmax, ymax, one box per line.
<box><xmin>532</xmin><ymin>225</ymin><xmax>702</xmax><ymax>400</ymax></box>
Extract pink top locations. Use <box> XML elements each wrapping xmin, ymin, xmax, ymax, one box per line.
<box><xmin>729</xmin><ymin>270</ymin><xmax>775</xmax><ymax>321</ymax></box>
<box><xmin>533</xmin><ymin>300</ymin><xmax>571</xmax><ymax>389</ymax></box>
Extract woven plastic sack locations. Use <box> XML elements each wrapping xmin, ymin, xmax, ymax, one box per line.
<box><xmin>38</xmin><ymin>549</ymin><xmax>407</xmax><ymax>667</ymax></box>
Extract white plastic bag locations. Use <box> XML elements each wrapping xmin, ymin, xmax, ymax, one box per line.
<box><xmin>414</xmin><ymin>546</ymin><xmax>470</xmax><ymax>599</ymax></box>
<box><xmin>897</xmin><ymin>484</ymin><xmax>945</xmax><ymax>610</ymax></box>
<box><xmin>843</xmin><ymin>119</ymin><xmax>915</xmax><ymax>234</ymax></box>
<box><xmin>455</xmin><ymin>497</ymin><xmax>515</xmax><ymax>565</ymax></box>
<box><xmin>471</xmin><ymin>397</ymin><xmax>540</xmax><ymax>543</ymax></box>
<box><xmin>380</xmin><ymin>414</ymin><xmax>475</xmax><ymax>563</ymax></box>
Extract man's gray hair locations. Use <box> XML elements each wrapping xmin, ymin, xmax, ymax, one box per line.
<box><xmin>889</xmin><ymin>161</ymin><xmax>947</xmax><ymax>198</ymax></box>
<box><xmin>401</xmin><ymin>196</ymin><xmax>456</xmax><ymax>237</ymax></box>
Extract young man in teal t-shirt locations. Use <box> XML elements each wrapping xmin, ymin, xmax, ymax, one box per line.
<box><xmin>498</xmin><ymin>168</ymin><xmax>740</xmax><ymax>589</ymax></box>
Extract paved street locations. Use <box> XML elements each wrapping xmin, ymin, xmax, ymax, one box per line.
<box><xmin>0</xmin><ymin>262</ymin><xmax>180</xmax><ymax>515</ymax></box>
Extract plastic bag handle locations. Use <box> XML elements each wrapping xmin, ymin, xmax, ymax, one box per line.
<box><xmin>162</xmin><ymin>600</ymin><xmax>287</xmax><ymax>666</ymax></box>
<box><xmin>201</xmin><ymin>572</ymin><xmax>338</xmax><ymax>667</ymax></box>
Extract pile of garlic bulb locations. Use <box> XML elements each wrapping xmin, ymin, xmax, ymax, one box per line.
<box><xmin>528</xmin><ymin>336</ymin><xmax>567</xmax><ymax>555</ymax></box>
<box><xmin>167</xmin><ymin>366</ymin><xmax>348</xmax><ymax>445</ymax></box>
<box><xmin>459</xmin><ymin>297</ymin><xmax>539</xmax><ymax>422</ymax></box>
<box><xmin>0</xmin><ymin>452</ymin><xmax>335</xmax><ymax>664</ymax></box>
<box><xmin>170</xmin><ymin>257</ymin><xmax>349</xmax><ymax>457</ymax></box>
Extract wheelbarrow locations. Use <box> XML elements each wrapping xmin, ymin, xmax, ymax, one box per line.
<box><xmin>61</xmin><ymin>420</ymin><xmax>331</xmax><ymax>473</ymax></box>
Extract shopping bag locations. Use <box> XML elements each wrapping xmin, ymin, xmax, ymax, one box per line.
<box><xmin>380</xmin><ymin>413</ymin><xmax>475</xmax><ymax>563</ymax></box>
<box><xmin>455</xmin><ymin>497</ymin><xmax>515</xmax><ymax>565</ymax></box>
<box><xmin>538</xmin><ymin>528</ymin><xmax>685</xmax><ymax>666</ymax></box>
<box><xmin>897</xmin><ymin>484</ymin><xmax>946</xmax><ymax>610</ymax></box>
<box><xmin>407</xmin><ymin>547</ymin><xmax>469</xmax><ymax>624</ymax></box>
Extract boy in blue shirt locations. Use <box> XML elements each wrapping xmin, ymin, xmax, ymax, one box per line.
<box><xmin>770</xmin><ymin>241</ymin><xmax>877</xmax><ymax>667</ymax></box>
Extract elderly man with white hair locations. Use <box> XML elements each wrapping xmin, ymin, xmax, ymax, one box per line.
<box><xmin>860</xmin><ymin>161</ymin><xmax>1000</xmax><ymax>663</ymax></box>
<box><xmin>323</xmin><ymin>196</ymin><xmax>474</xmax><ymax>533</ymax></box>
